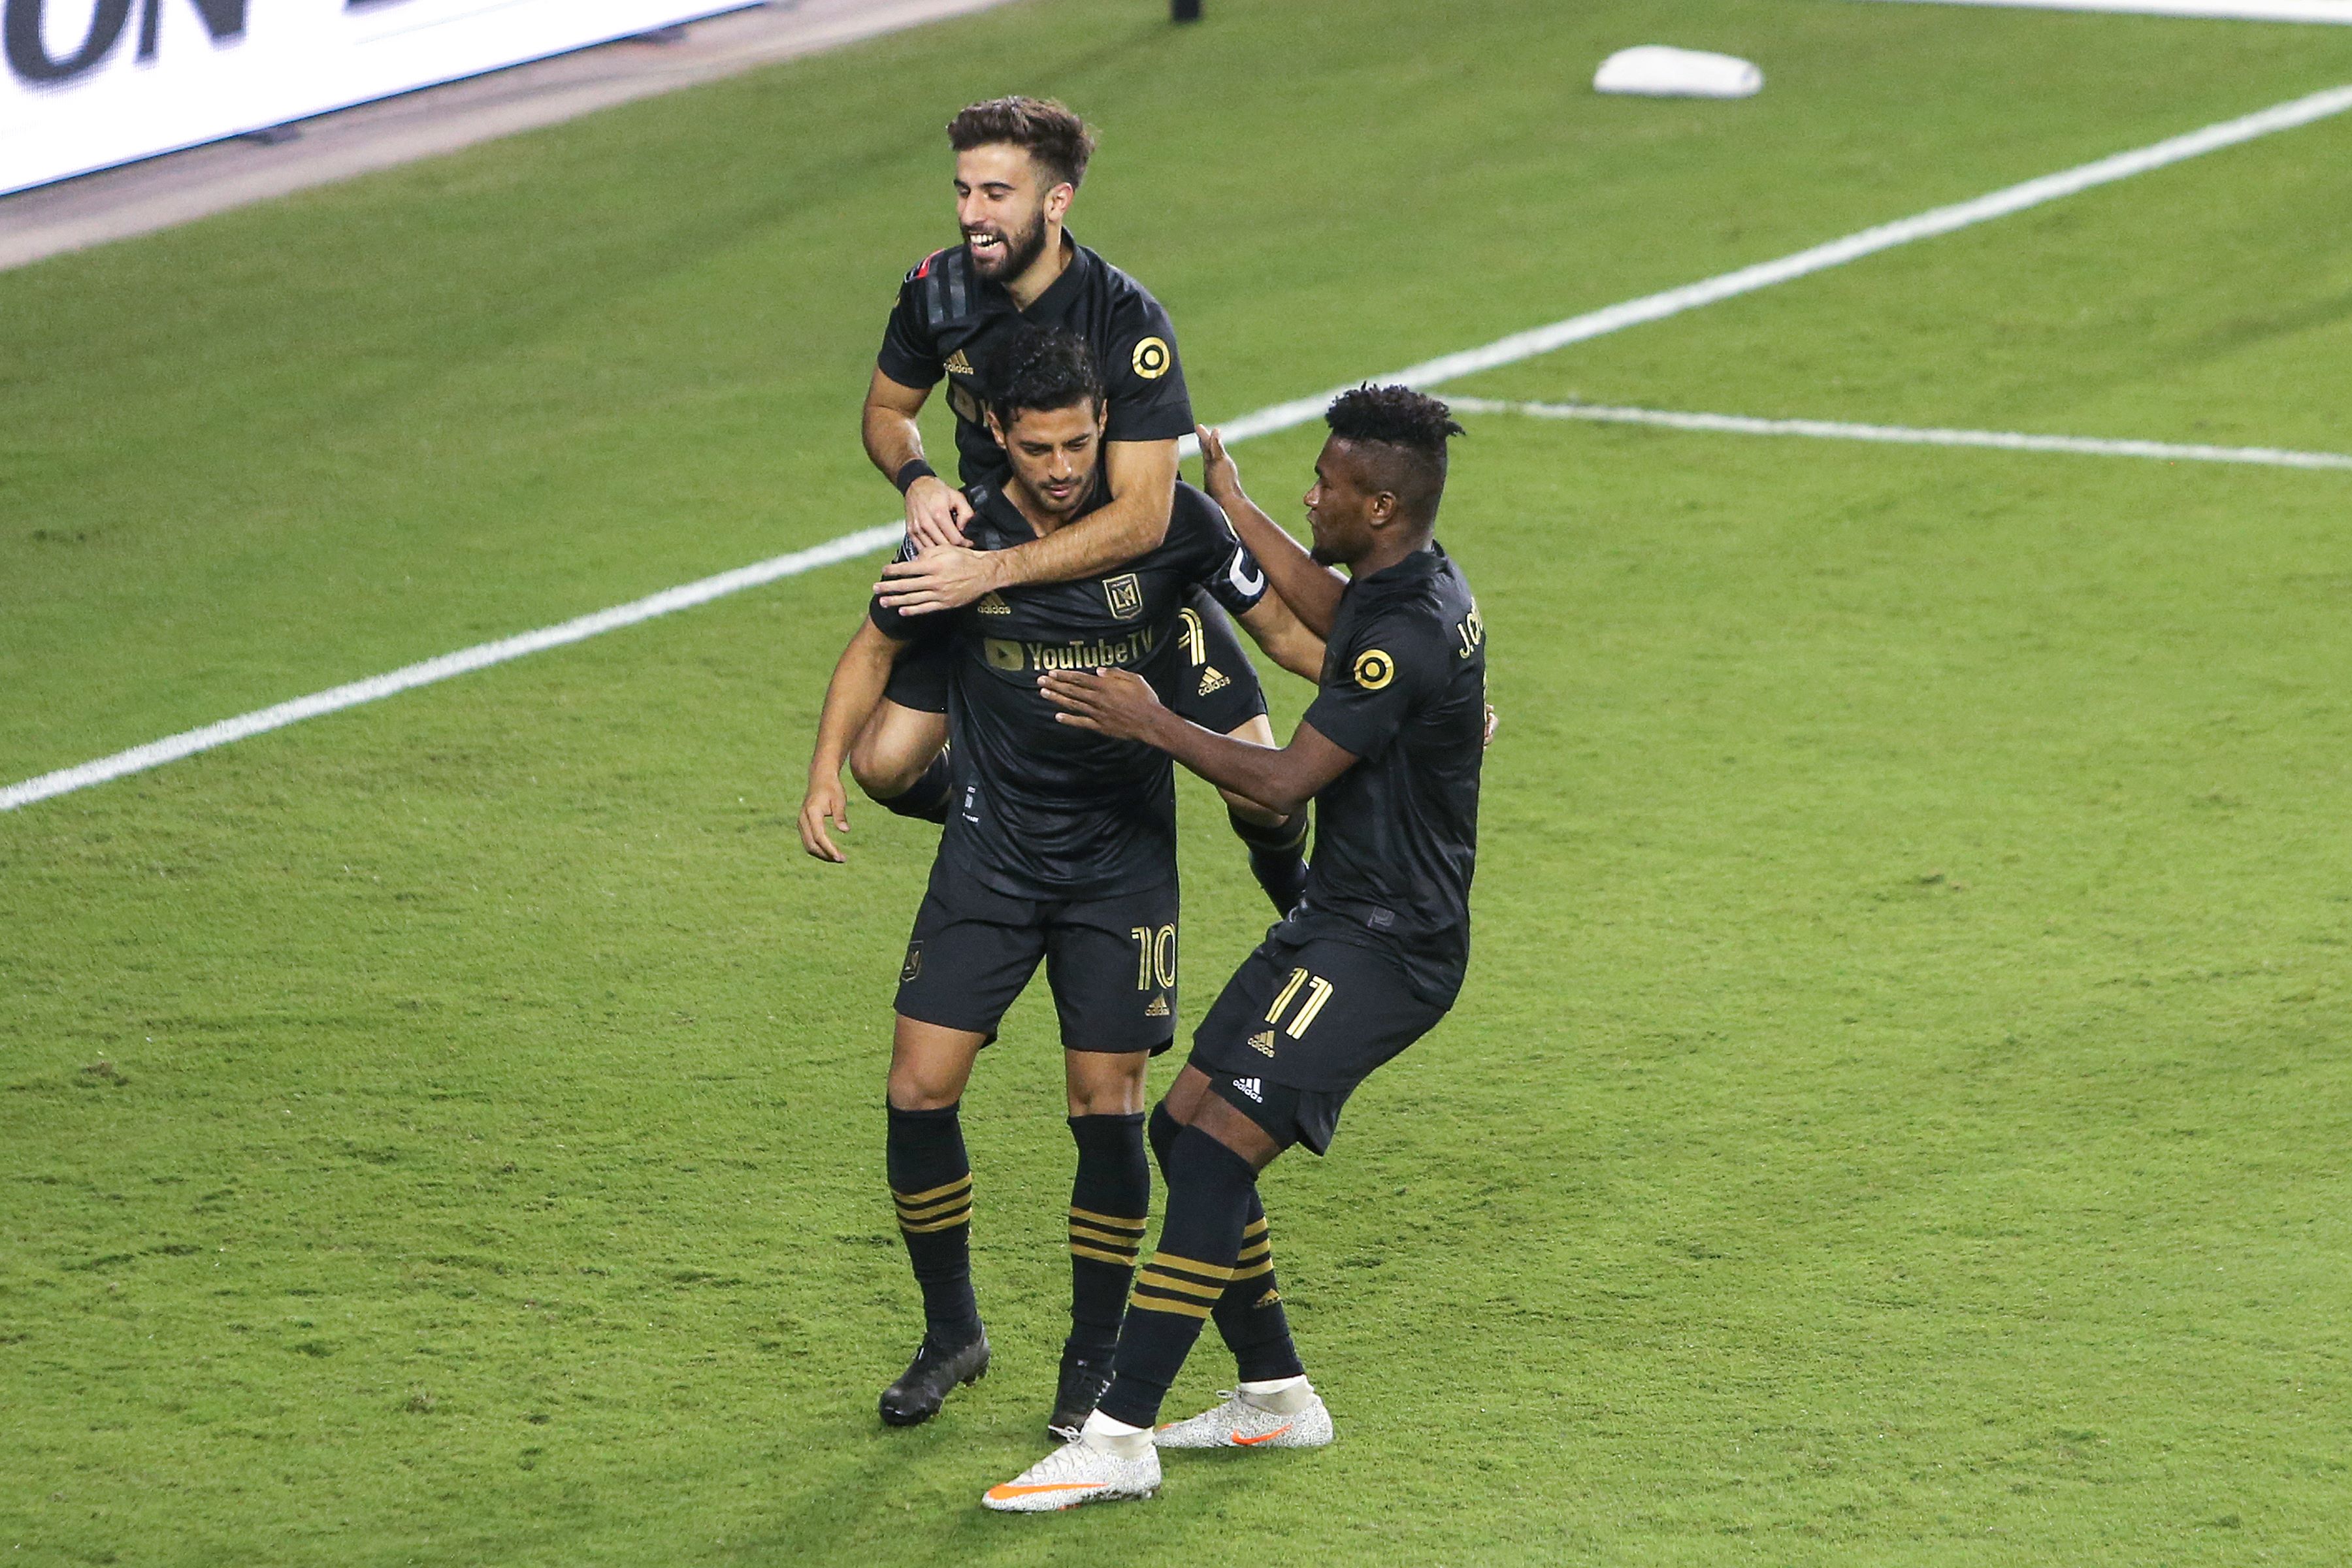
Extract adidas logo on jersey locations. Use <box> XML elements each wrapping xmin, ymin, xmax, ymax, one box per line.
<box><xmin>944</xmin><ymin>350</ymin><xmax>975</xmax><ymax>377</ymax></box>
<box><xmin>976</xmin><ymin>592</ymin><xmax>1012</xmax><ymax>615</ymax></box>
<box><xmin>1198</xmin><ymin>665</ymin><xmax>1230</xmax><ymax>696</ymax></box>
<box><xmin>1231</xmin><ymin>1077</ymin><xmax>1264</xmax><ymax>1103</ymax></box>
<box><xmin>1145</xmin><ymin>995</ymin><xmax>1170</xmax><ymax>1018</ymax></box>
<box><xmin>1247</xmin><ymin>1030</ymin><xmax>1277</xmax><ymax>1057</ymax></box>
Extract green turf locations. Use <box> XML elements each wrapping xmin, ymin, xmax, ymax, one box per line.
<box><xmin>6</xmin><ymin>0</ymin><xmax>2352</xmax><ymax>1563</ymax></box>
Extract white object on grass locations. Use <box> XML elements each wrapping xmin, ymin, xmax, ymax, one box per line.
<box><xmin>1594</xmin><ymin>46</ymin><xmax>1764</xmax><ymax>99</ymax></box>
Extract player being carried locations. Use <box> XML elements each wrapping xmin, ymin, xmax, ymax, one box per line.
<box><xmin>800</xmin><ymin>328</ymin><xmax>1323</xmax><ymax>1439</ymax></box>
<box><xmin>985</xmin><ymin>386</ymin><xmax>1486</xmax><ymax>1512</ymax></box>
<box><xmin>851</xmin><ymin>94</ymin><xmax>1315</xmax><ymax>915</ymax></box>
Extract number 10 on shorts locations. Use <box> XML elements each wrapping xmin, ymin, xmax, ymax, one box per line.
<box><xmin>1132</xmin><ymin>924</ymin><xmax>1177</xmax><ymax>991</ymax></box>
<box><xmin>1266</xmin><ymin>967</ymin><xmax>1335</xmax><ymax>1039</ymax></box>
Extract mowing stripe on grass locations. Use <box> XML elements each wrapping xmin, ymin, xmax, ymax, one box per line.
<box><xmin>8</xmin><ymin>80</ymin><xmax>2352</xmax><ymax>814</ymax></box>
<box><xmin>1448</xmin><ymin>397</ymin><xmax>2352</xmax><ymax>471</ymax></box>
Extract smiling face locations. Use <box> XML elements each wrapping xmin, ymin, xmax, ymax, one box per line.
<box><xmin>988</xmin><ymin>399</ymin><xmax>1106</xmax><ymax>525</ymax></box>
<box><xmin>1303</xmin><ymin>438</ymin><xmax>1392</xmax><ymax>567</ymax></box>
<box><xmin>955</xmin><ymin>144</ymin><xmax>1069</xmax><ymax>282</ymax></box>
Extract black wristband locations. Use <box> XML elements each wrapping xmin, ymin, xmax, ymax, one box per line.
<box><xmin>893</xmin><ymin>459</ymin><xmax>938</xmax><ymax>495</ymax></box>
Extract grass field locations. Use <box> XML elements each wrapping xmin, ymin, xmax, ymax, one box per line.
<box><xmin>6</xmin><ymin>0</ymin><xmax>2352</xmax><ymax>1562</ymax></box>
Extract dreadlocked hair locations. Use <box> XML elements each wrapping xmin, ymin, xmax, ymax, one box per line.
<box><xmin>987</xmin><ymin>325</ymin><xmax>1104</xmax><ymax>429</ymax></box>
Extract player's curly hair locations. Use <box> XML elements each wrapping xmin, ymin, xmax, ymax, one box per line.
<box><xmin>1324</xmin><ymin>385</ymin><xmax>1465</xmax><ymax>524</ymax></box>
<box><xmin>948</xmin><ymin>97</ymin><xmax>1098</xmax><ymax>191</ymax></box>
<box><xmin>987</xmin><ymin>325</ymin><xmax>1104</xmax><ymax>428</ymax></box>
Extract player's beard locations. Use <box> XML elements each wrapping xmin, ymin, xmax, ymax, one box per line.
<box><xmin>967</xmin><ymin>210</ymin><xmax>1049</xmax><ymax>280</ymax></box>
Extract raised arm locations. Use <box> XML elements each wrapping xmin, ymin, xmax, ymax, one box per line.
<box><xmin>1197</xmin><ymin>425</ymin><xmax>1345</xmax><ymax>638</ymax></box>
<box><xmin>875</xmin><ymin>437</ymin><xmax>1177</xmax><ymax>615</ymax></box>
<box><xmin>1040</xmin><ymin>668</ymin><xmax>1357</xmax><ymax>820</ymax></box>
<box><xmin>800</xmin><ymin>614</ymin><xmax>913</xmax><ymax>862</ymax></box>
<box><xmin>1235</xmin><ymin>590</ymin><xmax>1326</xmax><ymax>684</ymax></box>
<box><xmin>863</xmin><ymin>367</ymin><xmax>975</xmax><ymax>549</ymax></box>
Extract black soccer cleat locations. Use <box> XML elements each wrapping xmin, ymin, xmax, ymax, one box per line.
<box><xmin>878</xmin><ymin>1330</ymin><xmax>990</xmax><ymax>1428</ymax></box>
<box><xmin>1045</xmin><ymin>1349</ymin><xmax>1113</xmax><ymax>1441</ymax></box>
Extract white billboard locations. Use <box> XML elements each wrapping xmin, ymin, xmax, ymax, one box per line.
<box><xmin>1</xmin><ymin>0</ymin><xmax>745</xmax><ymax>196</ymax></box>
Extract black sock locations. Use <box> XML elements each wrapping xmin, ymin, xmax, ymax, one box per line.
<box><xmin>1098</xmin><ymin>1124</ymin><xmax>1256</xmax><ymax>1428</ymax></box>
<box><xmin>885</xmin><ymin>1102</ymin><xmax>979</xmax><ymax>1344</ymax></box>
<box><xmin>1066</xmin><ymin>1113</ymin><xmax>1149</xmax><ymax>1362</ymax></box>
<box><xmin>878</xmin><ymin>752</ymin><xmax>953</xmax><ymax>824</ymax></box>
<box><xmin>1149</xmin><ymin>1103</ymin><xmax>1301</xmax><ymax>1382</ymax></box>
<box><xmin>1228</xmin><ymin>806</ymin><xmax>1310</xmax><ymax>914</ymax></box>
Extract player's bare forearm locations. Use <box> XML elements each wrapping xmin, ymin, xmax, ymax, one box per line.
<box><xmin>1237</xmin><ymin>594</ymin><xmax>1326</xmax><ymax>683</ymax></box>
<box><xmin>993</xmin><ymin>438</ymin><xmax>1177</xmax><ymax>588</ymax></box>
<box><xmin>864</xmin><ymin>368</ymin><xmax>973</xmax><ymax>549</ymax></box>
<box><xmin>1039</xmin><ymin>668</ymin><xmax>1355</xmax><ymax>819</ymax></box>
<box><xmin>801</xmin><ymin>619</ymin><xmax>907</xmax><ymax>861</ymax></box>
<box><xmin>1196</xmin><ymin>425</ymin><xmax>1345</xmax><ymax>636</ymax></box>
<box><xmin>861</xmin><ymin>368</ymin><xmax>930</xmax><ymax>480</ymax></box>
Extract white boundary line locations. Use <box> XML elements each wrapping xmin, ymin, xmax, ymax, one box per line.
<box><xmin>1858</xmin><ymin>0</ymin><xmax>2352</xmax><ymax>27</ymax></box>
<box><xmin>1449</xmin><ymin>397</ymin><xmax>2352</xmax><ymax>471</ymax></box>
<box><xmin>8</xmin><ymin>80</ymin><xmax>2352</xmax><ymax>814</ymax></box>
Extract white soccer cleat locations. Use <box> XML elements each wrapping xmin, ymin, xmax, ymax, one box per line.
<box><xmin>1154</xmin><ymin>1384</ymin><xmax>1334</xmax><ymax>1449</ymax></box>
<box><xmin>981</xmin><ymin>1432</ymin><xmax>1160</xmax><ymax>1512</ymax></box>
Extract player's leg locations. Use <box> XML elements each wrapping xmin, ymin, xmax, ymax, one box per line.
<box><xmin>878</xmin><ymin>884</ymin><xmax>1046</xmax><ymax>1427</ymax></box>
<box><xmin>1149</xmin><ymin>1075</ymin><xmax>1306</xmax><ymax>1398</ymax></box>
<box><xmin>983</xmin><ymin>1089</ymin><xmax>1273</xmax><ymax>1511</ymax></box>
<box><xmin>1034</xmin><ymin>885</ymin><xmax>1176</xmax><ymax>1439</ymax></box>
<box><xmin>1169</xmin><ymin>594</ymin><xmax>1310</xmax><ymax>913</ymax></box>
<box><xmin>1052</xmin><ymin>1047</ymin><xmax>1151</xmax><ymax>1438</ymax></box>
<box><xmin>849</xmin><ymin>642</ymin><xmax>953</xmax><ymax>821</ymax></box>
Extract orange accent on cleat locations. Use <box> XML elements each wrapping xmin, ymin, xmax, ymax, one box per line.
<box><xmin>1232</xmin><ymin>1422</ymin><xmax>1293</xmax><ymax>1446</ymax></box>
<box><xmin>985</xmin><ymin>1482</ymin><xmax>1106</xmax><ymax>1502</ymax></box>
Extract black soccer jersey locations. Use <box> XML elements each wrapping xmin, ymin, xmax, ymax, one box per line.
<box><xmin>1286</xmin><ymin>544</ymin><xmax>1486</xmax><ymax>1007</ymax></box>
<box><xmin>876</xmin><ymin>236</ymin><xmax>1193</xmax><ymax>485</ymax></box>
<box><xmin>871</xmin><ymin>480</ymin><xmax>1267</xmax><ymax>902</ymax></box>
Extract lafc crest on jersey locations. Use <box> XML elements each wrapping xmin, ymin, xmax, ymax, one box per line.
<box><xmin>1102</xmin><ymin>573</ymin><xmax>1145</xmax><ymax>620</ymax></box>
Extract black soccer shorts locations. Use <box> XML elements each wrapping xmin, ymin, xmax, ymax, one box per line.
<box><xmin>1190</xmin><ymin>930</ymin><xmax>1448</xmax><ymax>1154</ymax></box>
<box><xmin>895</xmin><ymin>872</ymin><xmax>1180</xmax><ymax>1054</ymax></box>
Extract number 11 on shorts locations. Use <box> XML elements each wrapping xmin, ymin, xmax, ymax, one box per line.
<box><xmin>1266</xmin><ymin>966</ymin><xmax>1335</xmax><ymax>1039</ymax></box>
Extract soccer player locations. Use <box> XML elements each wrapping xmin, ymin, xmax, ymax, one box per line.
<box><xmin>853</xmin><ymin>95</ymin><xmax>1314</xmax><ymax>914</ymax></box>
<box><xmin>800</xmin><ymin>330</ymin><xmax>1323</xmax><ymax>1438</ymax></box>
<box><xmin>984</xmin><ymin>387</ymin><xmax>1484</xmax><ymax>1511</ymax></box>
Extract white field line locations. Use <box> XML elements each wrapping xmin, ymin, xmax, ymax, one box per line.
<box><xmin>8</xmin><ymin>80</ymin><xmax>2352</xmax><ymax>814</ymax></box>
<box><xmin>1857</xmin><ymin>0</ymin><xmax>2352</xmax><ymax>27</ymax></box>
<box><xmin>1448</xmin><ymin>397</ymin><xmax>2352</xmax><ymax>471</ymax></box>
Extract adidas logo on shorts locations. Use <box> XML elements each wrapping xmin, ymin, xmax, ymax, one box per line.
<box><xmin>944</xmin><ymin>350</ymin><xmax>975</xmax><ymax>376</ymax></box>
<box><xmin>977</xmin><ymin>592</ymin><xmax>1012</xmax><ymax>615</ymax></box>
<box><xmin>1231</xmin><ymin>1077</ymin><xmax>1263</xmax><ymax>1103</ymax></box>
<box><xmin>1145</xmin><ymin>995</ymin><xmax>1170</xmax><ymax>1018</ymax></box>
<box><xmin>1198</xmin><ymin>665</ymin><xmax>1230</xmax><ymax>696</ymax></box>
<box><xmin>1247</xmin><ymin>1030</ymin><xmax>1277</xmax><ymax>1057</ymax></box>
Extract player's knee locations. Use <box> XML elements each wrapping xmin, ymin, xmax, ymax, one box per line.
<box><xmin>1065</xmin><ymin>1055</ymin><xmax>1148</xmax><ymax>1118</ymax></box>
<box><xmin>886</xmin><ymin>1066</ymin><xmax>961</xmax><ymax>1112</ymax></box>
<box><xmin>849</xmin><ymin>734</ymin><xmax>928</xmax><ymax>801</ymax></box>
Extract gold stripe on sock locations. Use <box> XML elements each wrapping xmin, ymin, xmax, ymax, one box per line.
<box><xmin>896</xmin><ymin>1191</ymin><xmax>973</xmax><ymax>1224</ymax></box>
<box><xmin>1234</xmin><ymin>1237</ymin><xmax>1271</xmax><ymax>1264</ymax></box>
<box><xmin>1068</xmin><ymin>1207</ymin><xmax>1147</xmax><ymax>1234</ymax></box>
<box><xmin>1146</xmin><ymin>1250</ymin><xmax>1235</xmax><ymax>1282</ymax></box>
<box><xmin>1229</xmin><ymin>1256</ymin><xmax>1275</xmax><ymax>1281</ymax></box>
<box><xmin>1129</xmin><ymin>1289</ymin><xmax>1214</xmax><ymax>1320</ymax></box>
<box><xmin>891</xmin><ymin>1175</ymin><xmax>972</xmax><ymax>1207</ymax></box>
<box><xmin>1241</xmin><ymin>1216</ymin><xmax>1269</xmax><ymax>1239</ymax></box>
<box><xmin>898</xmin><ymin>1207</ymin><xmax>972</xmax><ymax>1234</ymax></box>
<box><xmin>1070</xmin><ymin>1243</ymin><xmax>1139</xmax><ymax>1267</ymax></box>
<box><xmin>1135</xmin><ymin>1269</ymin><xmax>1225</xmax><ymax>1302</ymax></box>
<box><xmin>1070</xmin><ymin>1221</ymin><xmax>1143</xmax><ymax>1250</ymax></box>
